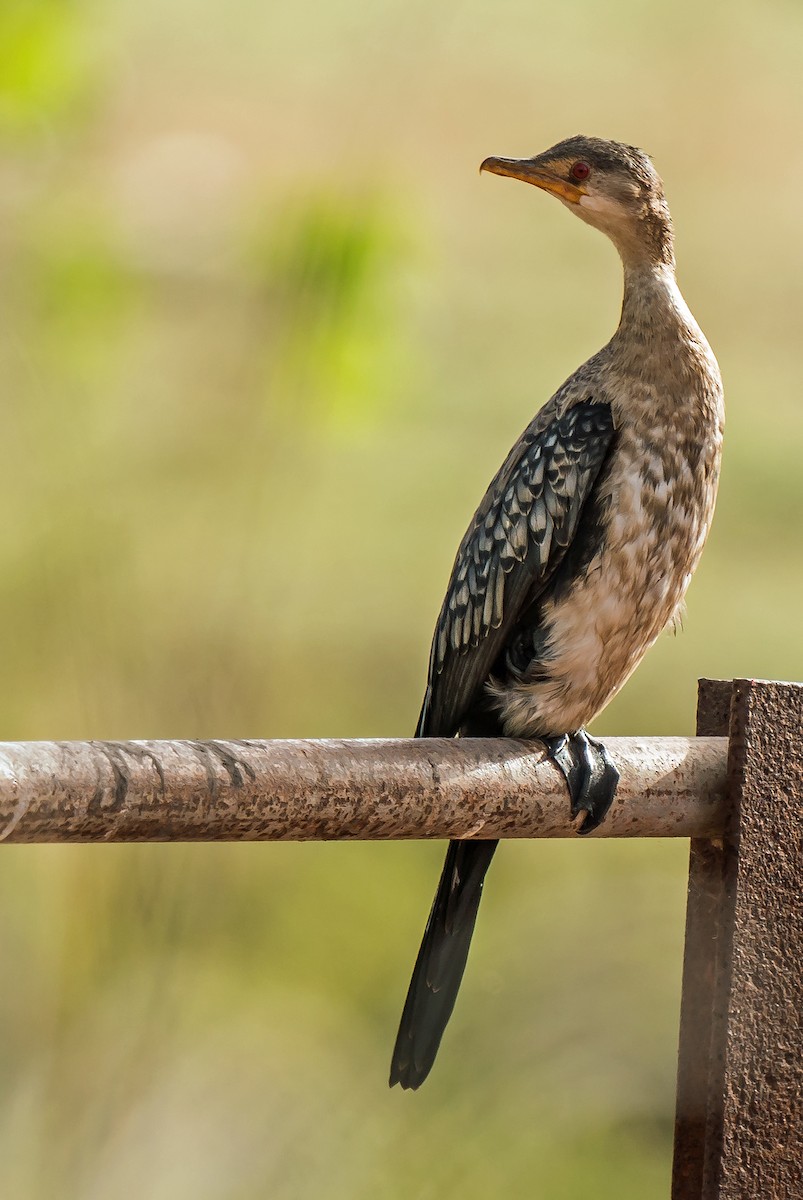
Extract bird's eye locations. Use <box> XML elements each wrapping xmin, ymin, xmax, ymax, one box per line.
<box><xmin>570</xmin><ymin>161</ymin><xmax>591</xmax><ymax>181</ymax></box>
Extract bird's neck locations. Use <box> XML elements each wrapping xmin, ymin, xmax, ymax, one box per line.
<box><xmin>616</xmin><ymin>261</ymin><xmax>699</xmax><ymax>343</ymax></box>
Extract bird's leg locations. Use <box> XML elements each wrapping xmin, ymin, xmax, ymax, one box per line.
<box><xmin>543</xmin><ymin>730</ymin><xmax>619</xmax><ymax>835</ymax></box>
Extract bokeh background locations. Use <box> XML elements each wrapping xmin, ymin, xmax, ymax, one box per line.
<box><xmin>1</xmin><ymin>1</ymin><xmax>802</xmax><ymax>1196</ymax></box>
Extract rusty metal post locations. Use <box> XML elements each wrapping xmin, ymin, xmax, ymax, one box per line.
<box><xmin>672</xmin><ymin>679</ymin><xmax>803</xmax><ymax>1199</ymax></box>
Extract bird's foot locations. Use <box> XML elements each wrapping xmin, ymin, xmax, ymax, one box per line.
<box><xmin>543</xmin><ymin>730</ymin><xmax>619</xmax><ymax>835</ymax></box>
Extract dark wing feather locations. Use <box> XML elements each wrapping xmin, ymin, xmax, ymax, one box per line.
<box><xmin>417</xmin><ymin>399</ymin><xmax>615</xmax><ymax>737</ymax></box>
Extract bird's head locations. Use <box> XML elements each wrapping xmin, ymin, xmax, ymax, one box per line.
<box><xmin>480</xmin><ymin>135</ymin><xmax>674</xmax><ymax>268</ymax></box>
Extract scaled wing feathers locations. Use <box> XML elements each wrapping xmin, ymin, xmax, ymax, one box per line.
<box><xmin>418</xmin><ymin>399</ymin><xmax>615</xmax><ymax>736</ymax></box>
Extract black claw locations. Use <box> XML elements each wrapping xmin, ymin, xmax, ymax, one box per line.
<box><xmin>544</xmin><ymin>734</ymin><xmax>582</xmax><ymax>802</ymax></box>
<box><xmin>543</xmin><ymin>729</ymin><xmax>619</xmax><ymax>834</ymax></box>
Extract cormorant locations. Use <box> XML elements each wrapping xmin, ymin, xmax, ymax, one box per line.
<box><xmin>389</xmin><ymin>135</ymin><xmax>724</xmax><ymax>1090</ymax></box>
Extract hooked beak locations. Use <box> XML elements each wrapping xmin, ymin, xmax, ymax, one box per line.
<box><xmin>480</xmin><ymin>156</ymin><xmax>586</xmax><ymax>204</ymax></box>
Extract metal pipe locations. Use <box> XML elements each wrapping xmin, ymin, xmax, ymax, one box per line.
<box><xmin>0</xmin><ymin>736</ymin><xmax>728</xmax><ymax>844</ymax></box>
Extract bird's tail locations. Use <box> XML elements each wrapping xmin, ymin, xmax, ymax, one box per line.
<box><xmin>389</xmin><ymin>837</ymin><xmax>498</xmax><ymax>1089</ymax></box>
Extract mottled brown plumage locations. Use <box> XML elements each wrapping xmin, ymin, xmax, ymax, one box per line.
<box><xmin>390</xmin><ymin>135</ymin><xmax>724</xmax><ymax>1090</ymax></box>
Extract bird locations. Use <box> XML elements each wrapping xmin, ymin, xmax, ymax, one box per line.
<box><xmin>389</xmin><ymin>135</ymin><xmax>724</xmax><ymax>1090</ymax></box>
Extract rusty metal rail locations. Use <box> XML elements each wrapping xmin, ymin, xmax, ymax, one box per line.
<box><xmin>0</xmin><ymin>735</ymin><xmax>727</xmax><ymax>844</ymax></box>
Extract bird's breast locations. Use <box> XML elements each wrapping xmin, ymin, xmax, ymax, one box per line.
<box><xmin>493</xmin><ymin>396</ymin><xmax>723</xmax><ymax>737</ymax></box>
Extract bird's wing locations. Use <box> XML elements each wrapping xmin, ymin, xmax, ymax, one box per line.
<box><xmin>417</xmin><ymin>397</ymin><xmax>615</xmax><ymax>737</ymax></box>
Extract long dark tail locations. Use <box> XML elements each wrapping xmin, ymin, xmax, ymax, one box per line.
<box><xmin>389</xmin><ymin>838</ymin><xmax>498</xmax><ymax>1089</ymax></box>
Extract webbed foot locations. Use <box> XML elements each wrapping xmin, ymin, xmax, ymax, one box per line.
<box><xmin>543</xmin><ymin>730</ymin><xmax>619</xmax><ymax>834</ymax></box>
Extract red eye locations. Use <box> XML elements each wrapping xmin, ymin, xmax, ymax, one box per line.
<box><xmin>570</xmin><ymin>161</ymin><xmax>590</xmax><ymax>181</ymax></box>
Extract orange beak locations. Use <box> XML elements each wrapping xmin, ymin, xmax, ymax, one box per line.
<box><xmin>480</xmin><ymin>156</ymin><xmax>586</xmax><ymax>205</ymax></box>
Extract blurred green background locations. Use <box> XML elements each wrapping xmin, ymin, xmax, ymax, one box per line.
<box><xmin>1</xmin><ymin>1</ymin><xmax>802</xmax><ymax>1196</ymax></box>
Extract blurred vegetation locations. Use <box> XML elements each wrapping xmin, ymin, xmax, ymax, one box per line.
<box><xmin>1</xmin><ymin>0</ymin><xmax>802</xmax><ymax>1196</ymax></box>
